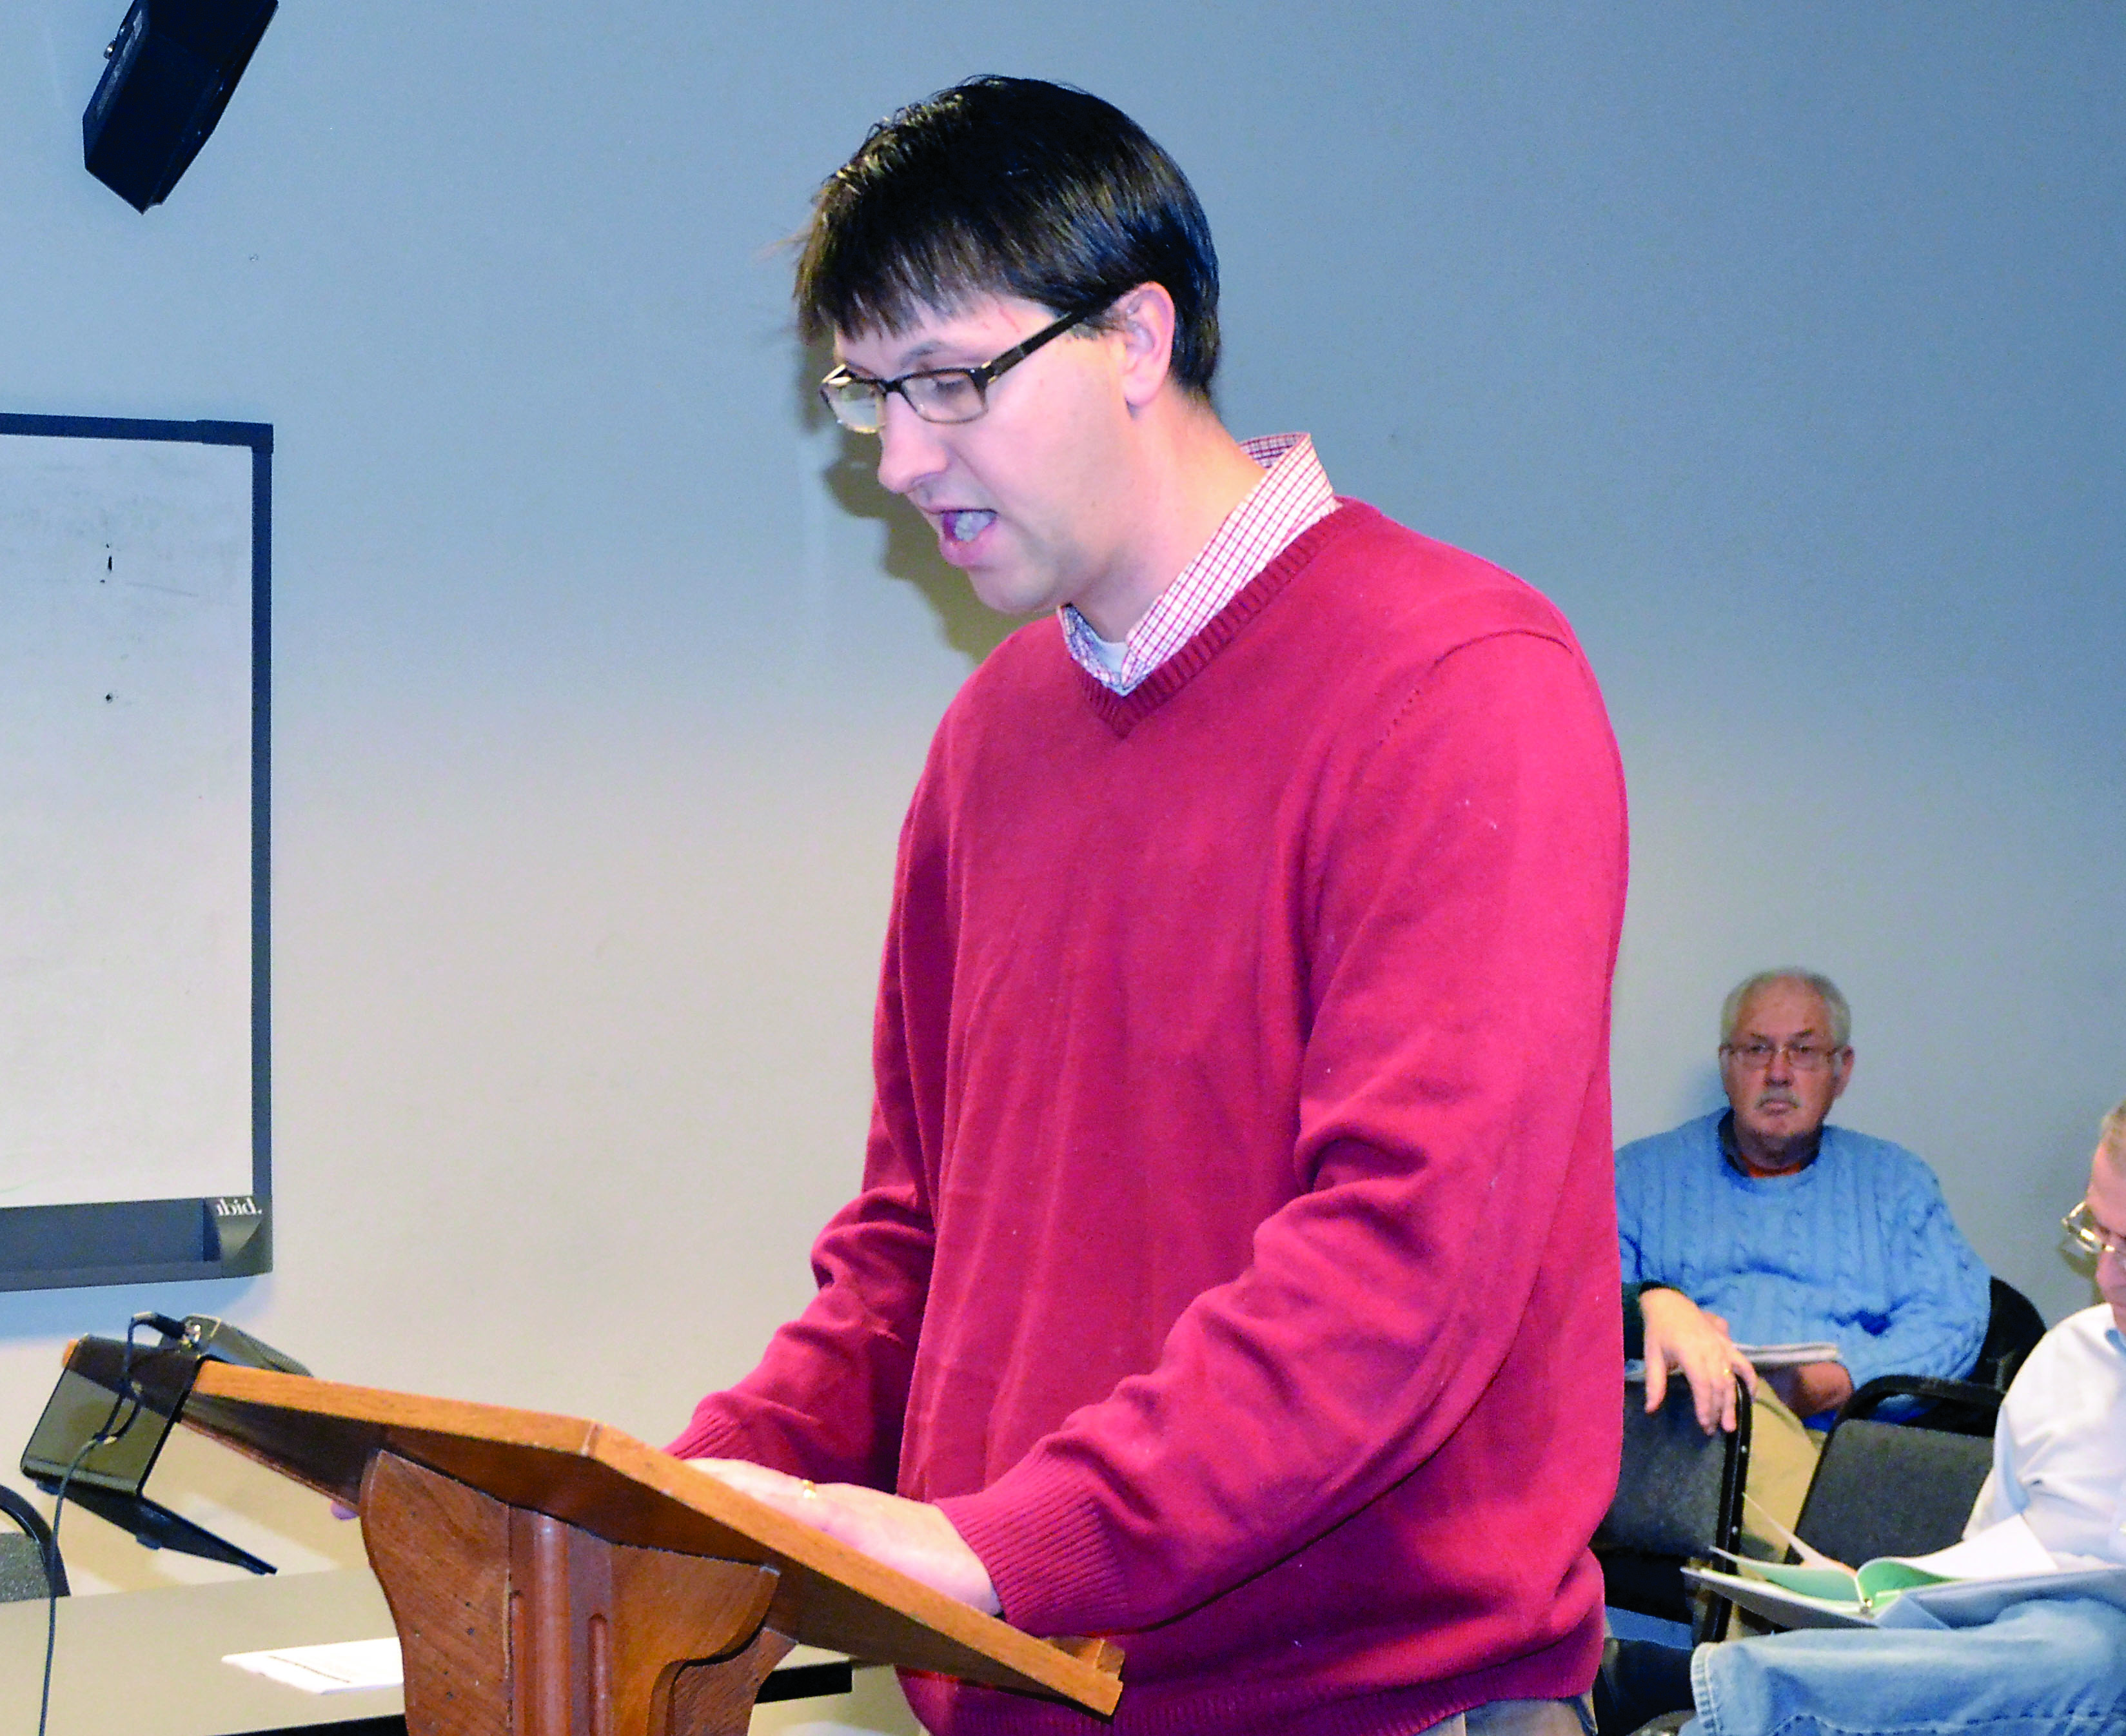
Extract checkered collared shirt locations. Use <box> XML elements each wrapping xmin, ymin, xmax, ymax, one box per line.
<box><xmin>1061</xmin><ymin>433</ymin><xmax>1337</xmax><ymax>695</ymax></box>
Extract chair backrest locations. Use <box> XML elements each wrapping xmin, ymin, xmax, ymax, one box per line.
<box><xmin>1969</xmin><ymin>1277</ymin><xmax>2048</xmax><ymax>1391</ymax></box>
<box><xmin>0</xmin><ymin>1484</ymin><xmax>67</xmax><ymax>1602</ymax></box>
<box><xmin>1594</xmin><ymin>1376</ymin><xmax>1749</xmax><ymax>1641</ymax></box>
<box><xmin>1793</xmin><ymin>1414</ymin><xmax>1996</xmax><ymax>1566</ymax></box>
<box><xmin>1841</xmin><ymin>1372</ymin><xmax>2003</xmax><ymax>1438</ymax></box>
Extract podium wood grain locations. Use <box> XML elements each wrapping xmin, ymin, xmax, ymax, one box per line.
<box><xmin>179</xmin><ymin>1362</ymin><xmax>1123</xmax><ymax>1723</ymax></box>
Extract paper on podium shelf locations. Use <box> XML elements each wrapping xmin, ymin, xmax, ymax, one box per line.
<box><xmin>224</xmin><ymin>1636</ymin><xmax>401</xmax><ymax>1693</ymax></box>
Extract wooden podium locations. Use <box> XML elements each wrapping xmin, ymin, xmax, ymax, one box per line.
<box><xmin>174</xmin><ymin>1363</ymin><xmax>1124</xmax><ymax>1735</ymax></box>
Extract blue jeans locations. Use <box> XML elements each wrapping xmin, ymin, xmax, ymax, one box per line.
<box><xmin>1439</xmin><ymin>1696</ymin><xmax>1596</xmax><ymax>1734</ymax></box>
<box><xmin>1683</xmin><ymin>1597</ymin><xmax>2126</xmax><ymax>1736</ymax></box>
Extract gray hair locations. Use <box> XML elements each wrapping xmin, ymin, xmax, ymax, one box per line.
<box><xmin>1719</xmin><ymin>969</ymin><xmax>1853</xmax><ymax>1050</ymax></box>
<box><xmin>2101</xmin><ymin>1098</ymin><xmax>2126</xmax><ymax>1167</ymax></box>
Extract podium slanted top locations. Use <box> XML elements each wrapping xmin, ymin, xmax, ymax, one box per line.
<box><xmin>178</xmin><ymin>1361</ymin><xmax>1123</xmax><ymax>1715</ymax></box>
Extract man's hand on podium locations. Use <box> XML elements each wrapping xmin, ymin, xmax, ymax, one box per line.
<box><xmin>688</xmin><ymin>1458</ymin><xmax>1003</xmax><ymax>1617</ymax></box>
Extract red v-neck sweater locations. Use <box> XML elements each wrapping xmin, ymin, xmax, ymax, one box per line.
<box><xmin>672</xmin><ymin>502</ymin><xmax>1629</xmax><ymax>1736</ymax></box>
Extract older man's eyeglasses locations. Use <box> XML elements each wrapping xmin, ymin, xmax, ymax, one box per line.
<box><xmin>1720</xmin><ymin>1040</ymin><xmax>1844</xmax><ymax>1073</ymax></box>
<box><xmin>818</xmin><ymin>306</ymin><xmax>1096</xmax><ymax>434</ymax></box>
<box><xmin>2062</xmin><ymin>1201</ymin><xmax>2126</xmax><ymax>1261</ymax></box>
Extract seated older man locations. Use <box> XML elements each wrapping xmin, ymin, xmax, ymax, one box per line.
<box><xmin>1617</xmin><ymin>969</ymin><xmax>1990</xmax><ymax>1534</ymax></box>
<box><xmin>1681</xmin><ymin>1104</ymin><xmax>2126</xmax><ymax>1736</ymax></box>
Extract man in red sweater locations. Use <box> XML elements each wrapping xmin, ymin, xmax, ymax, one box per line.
<box><xmin>674</xmin><ymin>76</ymin><xmax>1629</xmax><ymax>1736</ymax></box>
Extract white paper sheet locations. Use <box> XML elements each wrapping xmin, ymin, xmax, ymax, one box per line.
<box><xmin>223</xmin><ymin>1636</ymin><xmax>402</xmax><ymax>1694</ymax></box>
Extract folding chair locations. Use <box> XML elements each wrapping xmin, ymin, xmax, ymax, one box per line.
<box><xmin>1594</xmin><ymin>1374</ymin><xmax>1750</xmax><ymax>1646</ymax></box>
<box><xmin>1791</xmin><ymin>1377</ymin><xmax>2000</xmax><ymax>1566</ymax></box>
<box><xmin>1968</xmin><ymin>1277</ymin><xmax>2046</xmax><ymax>1392</ymax></box>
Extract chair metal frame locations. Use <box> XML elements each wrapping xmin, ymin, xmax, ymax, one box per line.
<box><xmin>0</xmin><ymin>1482</ymin><xmax>68</xmax><ymax>1600</ymax></box>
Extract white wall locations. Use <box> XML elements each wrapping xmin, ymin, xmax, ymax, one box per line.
<box><xmin>0</xmin><ymin>0</ymin><xmax>2118</xmax><ymax>1659</ymax></box>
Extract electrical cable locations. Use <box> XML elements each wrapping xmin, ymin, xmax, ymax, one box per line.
<box><xmin>36</xmin><ymin>1313</ymin><xmax>168</xmax><ymax>1736</ymax></box>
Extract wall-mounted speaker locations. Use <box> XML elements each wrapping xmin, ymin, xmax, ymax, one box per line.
<box><xmin>83</xmin><ymin>0</ymin><xmax>278</xmax><ymax>213</ymax></box>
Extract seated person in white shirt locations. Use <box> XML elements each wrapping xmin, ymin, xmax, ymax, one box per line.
<box><xmin>1679</xmin><ymin>1099</ymin><xmax>2126</xmax><ymax>1736</ymax></box>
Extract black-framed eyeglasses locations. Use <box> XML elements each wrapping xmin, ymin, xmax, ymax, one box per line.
<box><xmin>2062</xmin><ymin>1200</ymin><xmax>2126</xmax><ymax>1261</ymax></box>
<box><xmin>1719</xmin><ymin>1040</ymin><xmax>1845</xmax><ymax>1074</ymax></box>
<box><xmin>818</xmin><ymin>306</ymin><xmax>1097</xmax><ymax>434</ymax></box>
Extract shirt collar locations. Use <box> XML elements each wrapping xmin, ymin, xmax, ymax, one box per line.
<box><xmin>1059</xmin><ymin>433</ymin><xmax>1336</xmax><ymax>695</ymax></box>
<box><xmin>1719</xmin><ymin>1108</ymin><xmax>1824</xmax><ymax>1178</ymax></box>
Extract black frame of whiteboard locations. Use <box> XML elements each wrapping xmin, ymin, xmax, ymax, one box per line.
<box><xmin>0</xmin><ymin>413</ymin><xmax>273</xmax><ymax>1291</ymax></box>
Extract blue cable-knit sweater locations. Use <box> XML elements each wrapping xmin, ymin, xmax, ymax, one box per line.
<box><xmin>1615</xmin><ymin>1111</ymin><xmax>1991</xmax><ymax>1391</ymax></box>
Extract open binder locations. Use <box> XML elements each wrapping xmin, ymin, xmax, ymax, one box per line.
<box><xmin>156</xmin><ymin>1356</ymin><xmax>1123</xmax><ymax>1734</ymax></box>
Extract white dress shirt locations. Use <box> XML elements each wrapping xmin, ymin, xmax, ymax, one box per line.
<box><xmin>1967</xmin><ymin>1304</ymin><xmax>2126</xmax><ymax>1569</ymax></box>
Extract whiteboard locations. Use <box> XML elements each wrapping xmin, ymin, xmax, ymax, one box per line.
<box><xmin>0</xmin><ymin>415</ymin><xmax>270</xmax><ymax>1290</ymax></box>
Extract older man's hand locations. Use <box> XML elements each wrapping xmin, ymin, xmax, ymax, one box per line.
<box><xmin>1639</xmin><ymin>1287</ymin><xmax>1759</xmax><ymax>1434</ymax></box>
<box><xmin>687</xmin><ymin>1459</ymin><xmax>1001</xmax><ymax>1616</ymax></box>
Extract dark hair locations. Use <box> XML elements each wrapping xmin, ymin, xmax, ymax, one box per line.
<box><xmin>795</xmin><ymin>76</ymin><xmax>1221</xmax><ymax>398</ymax></box>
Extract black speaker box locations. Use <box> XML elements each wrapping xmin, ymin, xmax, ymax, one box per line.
<box><xmin>83</xmin><ymin>0</ymin><xmax>278</xmax><ymax>213</ymax></box>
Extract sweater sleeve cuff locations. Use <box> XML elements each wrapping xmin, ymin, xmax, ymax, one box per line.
<box><xmin>935</xmin><ymin>1458</ymin><xmax>1128</xmax><ymax>1637</ymax></box>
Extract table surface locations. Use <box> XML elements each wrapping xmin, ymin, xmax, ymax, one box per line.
<box><xmin>0</xmin><ymin>1568</ymin><xmax>843</xmax><ymax>1736</ymax></box>
<box><xmin>0</xmin><ymin>1569</ymin><xmax>402</xmax><ymax>1736</ymax></box>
